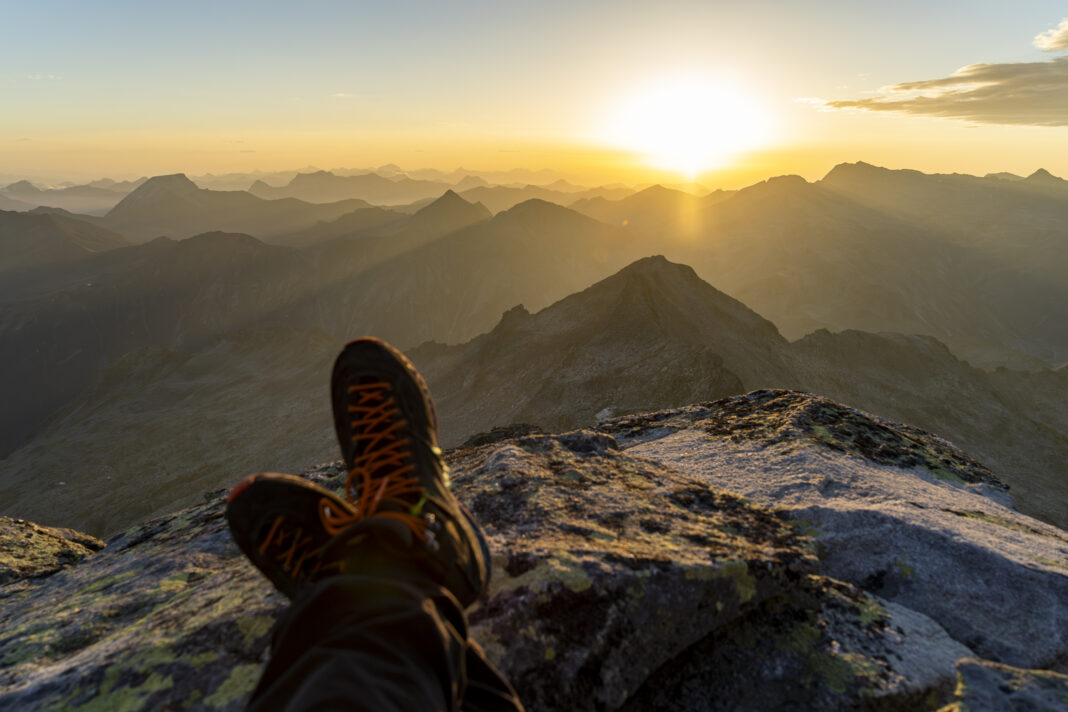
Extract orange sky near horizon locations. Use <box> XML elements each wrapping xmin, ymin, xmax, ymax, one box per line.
<box><xmin>3</xmin><ymin>2</ymin><xmax>1068</xmax><ymax>188</ymax></box>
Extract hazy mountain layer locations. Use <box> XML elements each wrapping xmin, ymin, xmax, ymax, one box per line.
<box><xmin>248</xmin><ymin>169</ymin><xmax>455</xmax><ymax>205</ymax></box>
<box><xmin>589</xmin><ymin>169</ymin><xmax>1068</xmax><ymax>369</ymax></box>
<box><xmin>101</xmin><ymin>174</ymin><xmax>374</xmax><ymax>241</ymax></box>
<box><xmin>0</xmin><ymin>200</ymin><xmax>641</xmax><ymax>460</ymax></box>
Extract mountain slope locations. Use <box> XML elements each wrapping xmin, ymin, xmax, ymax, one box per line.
<box><xmin>0</xmin><ymin>232</ymin><xmax>307</xmax><ymax>458</ymax></box>
<box><xmin>0</xmin><ymin>328</ymin><xmax>338</xmax><ymax>537</ymax></box>
<box><xmin>0</xmin><ymin>210</ymin><xmax>132</xmax><ymax>274</ymax></box>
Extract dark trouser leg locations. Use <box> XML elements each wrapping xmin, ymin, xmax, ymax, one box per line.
<box><xmin>248</xmin><ymin>576</ymin><xmax>467</xmax><ymax>712</ymax></box>
<box><xmin>462</xmin><ymin>640</ymin><xmax>525</xmax><ymax>712</ymax></box>
<box><xmin>247</xmin><ymin>576</ymin><xmax>523</xmax><ymax>712</ymax></box>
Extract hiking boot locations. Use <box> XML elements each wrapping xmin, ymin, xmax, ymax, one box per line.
<box><xmin>329</xmin><ymin>337</ymin><xmax>491</xmax><ymax>608</ymax></box>
<box><xmin>225</xmin><ymin>472</ymin><xmax>360</xmax><ymax>599</ymax></box>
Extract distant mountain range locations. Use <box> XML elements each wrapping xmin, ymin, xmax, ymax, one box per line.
<box><xmin>1</xmin><ymin>162</ymin><xmax>1064</xmax><ymax>536</ymax></box>
<box><xmin>0</xmin><ymin>197</ymin><xmax>641</xmax><ymax>464</ymax></box>
<box><xmin>576</xmin><ymin>166</ymin><xmax>1068</xmax><ymax>369</ymax></box>
<box><xmin>249</xmin><ymin>169</ymin><xmax>457</xmax><ymax>205</ymax></box>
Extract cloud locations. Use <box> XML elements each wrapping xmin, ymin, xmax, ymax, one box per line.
<box><xmin>1035</xmin><ymin>18</ymin><xmax>1068</xmax><ymax>50</ymax></box>
<box><xmin>825</xmin><ymin>56</ymin><xmax>1068</xmax><ymax>126</ymax></box>
<box><xmin>330</xmin><ymin>92</ymin><xmax>353</xmax><ymax>99</ymax></box>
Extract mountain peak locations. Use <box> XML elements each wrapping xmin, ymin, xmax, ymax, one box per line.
<box><xmin>411</xmin><ymin>189</ymin><xmax>491</xmax><ymax>225</ymax></box>
<box><xmin>4</xmin><ymin>180</ymin><xmax>42</xmax><ymax>194</ymax></box>
<box><xmin>1026</xmin><ymin>168</ymin><xmax>1062</xmax><ymax>183</ymax></box>
<box><xmin>145</xmin><ymin>173</ymin><xmax>197</xmax><ymax>188</ymax></box>
<box><xmin>105</xmin><ymin>174</ymin><xmax>201</xmax><ymax>219</ymax></box>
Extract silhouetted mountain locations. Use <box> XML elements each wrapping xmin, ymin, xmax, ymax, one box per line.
<box><xmin>1025</xmin><ymin>168</ymin><xmax>1064</xmax><ymax>184</ymax></box>
<box><xmin>0</xmin><ymin>209</ymin><xmax>131</xmax><ymax>274</ymax></box>
<box><xmin>102</xmin><ymin>174</ymin><xmax>373</xmax><ymax>241</ymax></box>
<box><xmin>248</xmin><ymin>170</ymin><xmax>453</xmax><ymax>205</ymax></box>
<box><xmin>411</xmin><ymin>256</ymin><xmax>789</xmax><ymax>441</ymax></box>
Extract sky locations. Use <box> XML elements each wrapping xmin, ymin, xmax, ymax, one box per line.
<box><xmin>3</xmin><ymin>0</ymin><xmax>1068</xmax><ymax>187</ymax></box>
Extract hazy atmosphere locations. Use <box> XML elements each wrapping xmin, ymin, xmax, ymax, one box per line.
<box><xmin>2</xmin><ymin>2</ymin><xmax>1067</xmax><ymax>710</ymax></box>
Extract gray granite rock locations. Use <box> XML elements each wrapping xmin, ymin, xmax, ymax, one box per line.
<box><xmin>615</xmin><ymin>390</ymin><xmax>1068</xmax><ymax>669</ymax></box>
<box><xmin>939</xmin><ymin>658</ymin><xmax>1068</xmax><ymax>711</ymax></box>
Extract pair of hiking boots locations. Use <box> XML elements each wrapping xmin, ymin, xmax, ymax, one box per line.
<box><xmin>226</xmin><ymin>338</ymin><xmax>489</xmax><ymax>607</ymax></box>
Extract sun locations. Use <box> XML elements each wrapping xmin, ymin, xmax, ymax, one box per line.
<box><xmin>605</xmin><ymin>77</ymin><xmax>772</xmax><ymax>179</ymax></box>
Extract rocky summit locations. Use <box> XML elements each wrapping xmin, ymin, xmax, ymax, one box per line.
<box><xmin>1</xmin><ymin>392</ymin><xmax>1066</xmax><ymax>711</ymax></box>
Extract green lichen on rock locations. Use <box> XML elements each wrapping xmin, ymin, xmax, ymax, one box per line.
<box><xmin>622</xmin><ymin>576</ymin><xmax>956</xmax><ymax>711</ymax></box>
<box><xmin>455</xmin><ymin>429</ymin><xmax>819</xmax><ymax>710</ymax></box>
<box><xmin>0</xmin><ymin>517</ymin><xmax>104</xmax><ymax>585</ymax></box>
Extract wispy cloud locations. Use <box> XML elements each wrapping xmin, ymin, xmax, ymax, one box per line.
<box><xmin>330</xmin><ymin>92</ymin><xmax>353</xmax><ymax>99</ymax></box>
<box><xmin>1035</xmin><ymin>18</ymin><xmax>1068</xmax><ymax>51</ymax></box>
<box><xmin>26</xmin><ymin>74</ymin><xmax>61</xmax><ymax>80</ymax></box>
<box><xmin>824</xmin><ymin>49</ymin><xmax>1068</xmax><ymax>126</ymax></box>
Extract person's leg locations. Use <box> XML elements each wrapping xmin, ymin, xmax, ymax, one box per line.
<box><xmin>462</xmin><ymin>640</ymin><xmax>525</xmax><ymax>712</ymax></box>
<box><xmin>226</xmin><ymin>338</ymin><xmax>523</xmax><ymax>712</ymax></box>
<box><xmin>248</xmin><ymin>577</ymin><xmax>467</xmax><ymax>712</ymax></box>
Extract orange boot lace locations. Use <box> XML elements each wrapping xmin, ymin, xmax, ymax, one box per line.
<box><xmin>320</xmin><ymin>382</ymin><xmax>431</xmax><ymax>543</ymax></box>
<box><xmin>257</xmin><ymin>514</ymin><xmax>344</xmax><ymax>580</ymax></box>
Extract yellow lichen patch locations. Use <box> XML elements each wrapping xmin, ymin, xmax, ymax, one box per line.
<box><xmin>82</xmin><ymin>570</ymin><xmax>137</xmax><ymax>594</ymax></box>
<box><xmin>204</xmin><ymin>663</ymin><xmax>262</xmax><ymax>708</ymax></box>
<box><xmin>489</xmin><ymin>551</ymin><xmax>594</xmax><ymax>596</ymax></box>
<box><xmin>236</xmin><ymin>615</ymin><xmax>274</xmax><ymax>647</ymax></box>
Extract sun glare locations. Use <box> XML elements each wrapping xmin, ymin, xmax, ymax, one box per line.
<box><xmin>605</xmin><ymin>78</ymin><xmax>772</xmax><ymax>179</ymax></box>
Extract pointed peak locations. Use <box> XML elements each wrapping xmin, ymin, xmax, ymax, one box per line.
<box><xmin>1026</xmin><ymin>168</ymin><xmax>1061</xmax><ymax>182</ymax></box>
<box><xmin>414</xmin><ymin>189</ymin><xmax>488</xmax><ymax>218</ymax></box>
